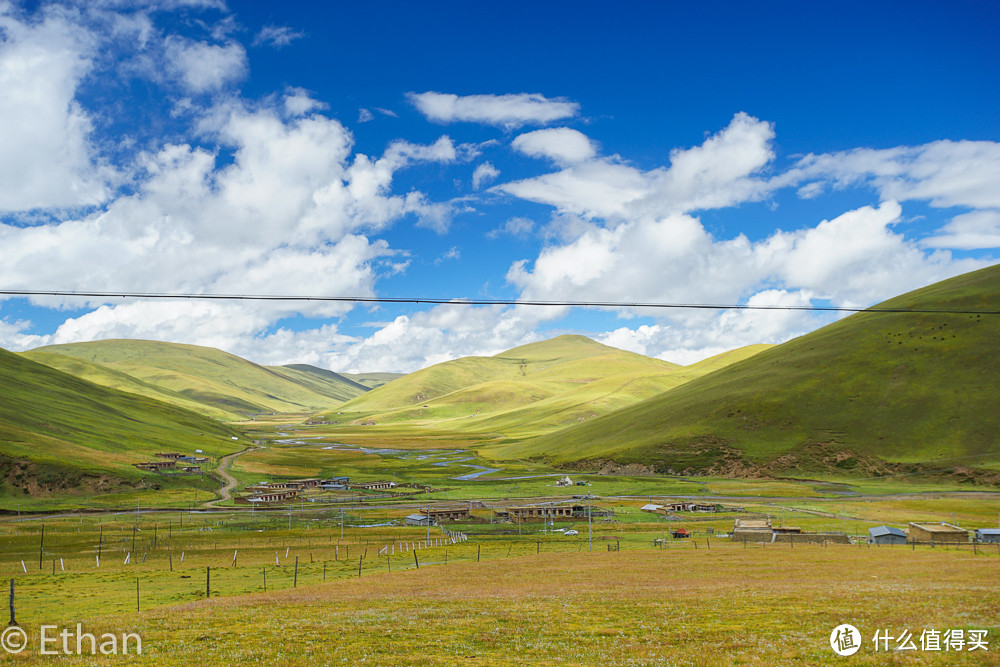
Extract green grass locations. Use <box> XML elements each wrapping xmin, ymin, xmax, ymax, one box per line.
<box><xmin>24</xmin><ymin>339</ymin><xmax>368</xmax><ymax>420</ymax></box>
<box><xmin>486</xmin><ymin>264</ymin><xmax>1000</xmax><ymax>474</ymax></box>
<box><xmin>0</xmin><ymin>346</ymin><xmax>244</xmax><ymax>509</ymax></box>
<box><xmin>2</xmin><ymin>507</ymin><xmax>999</xmax><ymax>666</ymax></box>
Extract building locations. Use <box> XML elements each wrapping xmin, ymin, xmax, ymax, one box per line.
<box><xmin>180</xmin><ymin>465</ymin><xmax>201</xmax><ymax>473</ymax></box>
<box><xmin>975</xmin><ymin>528</ymin><xmax>1000</xmax><ymax>544</ymax></box>
<box><xmin>421</xmin><ymin>507</ymin><xmax>471</xmax><ymax>521</ymax></box>
<box><xmin>352</xmin><ymin>481</ymin><xmax>397</xmax><ymax>491</ymax></box>
<box><xmin>641</xmin><ymin>503</ymin><xmax>664</xmax><ymax>513</ymax></box>
<box><xmin>733</xmin><ymin>517</ymin><xmax>773</xmax><ymax>542</ymax></box>
<box><xmin>235</xmin><ymin>489</ymin><xmax>299</xmax><ymax>505</ymax></box>
<box><xmin>322</xmin><ymin>476</ymin><xmax>350</xmax><ymax>485</ymax></box>
<box><xmin>154</xmin><ymin>453</ymin><xmax>184</xmax><ymax>460</ymax></box>
<box><xmin>868</xmin><ymin>526</ymin><xmax>907</xmax><ymax>545</ymax></box>
<box><xmin>135</xmin><ymin>460</ymin><xmax>176</xmax><ymax>471</ymax></box>
<box><xmin>908</xmin><ymin>522</ymin><xmax>968</xmax><ymax>545</ymax></box>
<box><xmin>405</xmin><ymin>514</ymin><xmax>433</xmax><ymax>527</ymax></box>
<box><xmin>555</xmin><ymin>476</ymin><xmax>573</xmax><ymax>487</ymax></box>
<box><xmin>508</xmin><ymin>505</ymin><xmax>573</xmax><ymax>521</ymax></box>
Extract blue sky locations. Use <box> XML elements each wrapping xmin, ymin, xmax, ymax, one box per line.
<box><xmin>1</xmin><ymin>0</ymin><xmax>998</xmax><ymax>372</ymax></box>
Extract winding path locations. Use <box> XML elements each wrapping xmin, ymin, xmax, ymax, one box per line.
<box><xmin>207</xmin><ymin>446</ymin><xmax>253</xmax><ymax>507</ymax></box>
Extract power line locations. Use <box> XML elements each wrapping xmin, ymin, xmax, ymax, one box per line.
<box><xmin>1</xmin><ymin>289</ymin><xmax>998</xmax><ymax>315</ymax></box>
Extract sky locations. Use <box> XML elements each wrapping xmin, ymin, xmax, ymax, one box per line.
<box><xmin>1</xmin><ymin>0</ymin><xmax>998</xmax><ymax>373</ymax></box>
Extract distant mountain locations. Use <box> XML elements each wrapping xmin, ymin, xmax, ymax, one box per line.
<box><xmin>24</xmin><ymin>340</ymin><xmax>369</xmax><ymax>420</ymax></box>
<box><xmin>487</xmin><ymin>265</ymin><xmax>1000</xmax><ymax>476</ymax></box>
<box><xmin>327</xmin><ymin>335</ymin><xmax>766</xmax><ymax>439</ymax></box>
<box><xmin>340</xmin><ymin>372</ymin><xmax>405</xmax><ymax>389</ymax></box>
<box><xmin>0</xmin><ymin>346</ymin><xmax>242</xmax><ymax>504</ymax></box>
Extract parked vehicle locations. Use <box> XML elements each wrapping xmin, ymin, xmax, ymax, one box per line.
<box><xmin>564</xmin><ymin>529</ymin><xmax>579</xmax><ymax>536</ymax></box>
<box><xmin>671</xmin><ymin>528</ymin><xmax>690</xmax><ymax>539</ymax></box>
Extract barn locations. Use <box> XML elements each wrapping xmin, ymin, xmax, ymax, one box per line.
<box><xmin>868</xmin><ymin>526</ymin><xmax>907</xmax><ymax>545</ymax></box>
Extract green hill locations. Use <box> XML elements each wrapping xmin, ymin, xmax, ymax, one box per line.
<box><xmin>486</xmin><ymin>265</ymin><xmax>1000</xmax><ymax>475</ymax></box>
<box><xmin>328</xmin><ymin>336</ymin><xmax>770</xmax><ymax>439</ymax></box>
<box><xmin>24</xmin><ymin>340</ymin><xmax>369</xmax><ymax>420</ymax></box>
<box><xmin>0</xmin><ymin>346</ymin><xmax>243</xmax><ymax>506</ymax></box>
<box><xmin>335</xmin><ymin>335</ymin><xmax>679</xmax><ymax>416</ymax></box>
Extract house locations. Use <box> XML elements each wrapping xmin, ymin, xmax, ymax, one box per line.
<box><xmin>405</xmin><ymin>514</ymin><xmax>433</xmax><ymax>527</ymax></box>
<box><xmin>869</xmin><ymin>526</ymin><xmax>907</xmax><ymax>545</ymax></box>
<box><xmin>555</xmin><ymin>476</ymin><xmax>573</xmax><ymax>487</ymax></box>
<box><xmin>235</xmin><ymin>489</ymin><xmax>299</xmax><ymax>505</ymax></box>
<box><xmin>322</xmin><ymin>476</ymin><xmax>350</xmax><ymax>485</ymax></box>
<box><xmin>352</xmin><ymin>481</ymin><xmax>397</xmax><ymax>491</ymax></box>
<box><xmin>154</xmin><ymin>453</ymin><xmax>184</xmax><ymax>460</ymax></box>
<box><xmin>508</xmin><ymin>505</ymin><xmax>573</xmax><ymax>521</ymax></box>
<box><xmin>135</xmin><ymin>460</ymin><xmax>176</xmax><ymax>471</ymax></box>
<box><xmin>975</xmin><ymin>528</ymin><xmax>1000</xmax><ymax>544</ymax></box>
<box><xmin>908</xmin><ymin>522</ymin><xmax>968</xmax><ymax>545</ymax></box>
<box><xmin>180</xmin><ymin>465</ymin><xmax>201</xmax><ymax>473</ymax></box>
<box><xmin>641</xmin><ymin>503</ymin><xmax>664</xmax><ymax>513</ymax></box>
<box><xmin>421</xmin><ymin>507</ymin><xmax>471</xmax><ymax>521</ymax></box>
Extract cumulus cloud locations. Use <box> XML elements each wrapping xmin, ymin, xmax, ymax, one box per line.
<box><xmin>407</xmin><ymin>91</ymin><xmax>579</xmax><ymax>129</ymax></box>
<box><xmin>789</xmin><ymin>139</ymin><xmax>1000</xmax><ymax>210</ymax></box>
<box><xmin>923</xmin><ymin>210</ymin><xmax>1000</xmax><ymax>249</ymax></box>
<box><xmin>472</xmin><ymin>162</ymin><xmax>499</xmax><ymax>189</ymax></box>
<box><xmin>165</xmin><ymin>36</ymin><xmax>246</xmax><ymax>93</ymax></box>
<box><xmin>499</xmin><ymin>113</ymin><xmax>776</xmax><ymax>220</ymax></box>
<box><xmin>0</xmin><ymin>91</ymin><xmax>461</xmax><ymax>357</ymax></box>
<box><xmin>0</xmin><ymin>5</ymin><xmax>110</xmax><ymax>212</ymax></box>
<box><xmin>511</xmin><ymin>127</ymin><xmax>596</xmax><ymax>165</ymax></box>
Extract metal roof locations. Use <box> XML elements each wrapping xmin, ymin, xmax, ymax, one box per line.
<box><xmin>869</xmin><ymin>526</ymin><xmax>907</xmax><ymax>538</ymax></box>
<box><xmin>976</xmin><ymin>528</ymin><xmax>1000</xmax><ymax>534</ymax></box>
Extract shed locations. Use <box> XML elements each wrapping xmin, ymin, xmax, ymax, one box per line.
<box><xmin>975</xmin><ymin>528</ymin><xmax>1000</xmax><ymax>544</ymax></box>
<box><xmin>405</xmin><ymin>514</ymin><xmax>432</xmax><ymax>527</ymax></box>
<box><xmin>869</xmin><ymin>526</ymin><xmax>907</xmax><ymax>545</ymax></box>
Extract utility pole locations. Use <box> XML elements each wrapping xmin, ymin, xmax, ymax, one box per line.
<box><xmin>588</xmin><ymin>495</ymin><xmax>592</xmax><ymax>552</ymax></box>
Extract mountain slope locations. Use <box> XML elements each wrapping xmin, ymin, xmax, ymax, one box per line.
<box><xmin>336</xmin><ymin>335</ymin><xmax>679</xmax><ymax>416</ymax></box>
<box><xmin>487</xmin><ymin>265</ymin><xmax>1000</xmax><ymax>473</ymax></box>
<box><xmin>0</xmin><ymin>346</ymin><xmax>242</xmax><ymax>501</ymax></box>
<box><xmin>24</xmin><ymin>340</ymin><xmax>367</xmax><ymax>419</ymax></box>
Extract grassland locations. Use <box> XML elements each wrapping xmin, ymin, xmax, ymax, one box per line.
<box><xmin>485</xmin><ymin>264</ymin><xmax>1000</xmax><ymax>473</ymax></box>
<box><xmin>0</xmin><ymin>347</ymin><xmax>245</xmax><ymax>510</ymax></box>
<box><xmin>2</xmin><ymin>503</ymin><xmax>998</xmax><ymax>666</ymax></box>
<box><xmin>24</xmin><ymin>339</ymin><xmax>369</xmax><ymax>421</ymax></box>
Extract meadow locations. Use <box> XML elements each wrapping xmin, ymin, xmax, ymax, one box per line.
<box><xmin>1</xmin><ymin>507</ymin><xmax>998</xmax><ymax>665</ymax></box>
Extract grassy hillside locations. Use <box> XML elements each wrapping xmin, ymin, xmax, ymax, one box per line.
<box><xmin>488</xmin><ymin>265</ymin><xmax>1000</xmax><ymax>473</ymax></box>
<box><xmin>324</xmin><ymin>336</ymin><xmax>769</xmax><ymax>441</ymax></box>
<box><xmin>0</xmin><ymin>346</ymin><xmax>243</xmax><ymax>506</ymax></box>
<box><xmin>24</xmin><ymin>340</ymin><xmax>367</xmax><ymax>420</ymax></box>
<box><xmin>341</xmin><ymin>372</ymin><xmax>405</xmax><ymax>389</ymax></box>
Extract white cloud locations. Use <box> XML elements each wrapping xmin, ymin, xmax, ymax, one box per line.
<box><xmin>923</xmin><ymin>210</ymin><xmax>1000</xmax><ymax>250</ymax></box>
<box><xmin>472</xmin><ymin>162</ymin><xmax>499</xmax><ymax>190</ymax></box>
<box><xmin>488</xmin><ymin>217</ymin><xmax>535</xmax><ymax>239</ymax></box>
<box><xmin>165</xmin><ymin>36</ymin><xmax>246</xmax><ymax>93</ymax></box>
<box><xmin>252</xmin><ymin>24</ymin><xmax>305</xmax><ymax>49</ymax></box>
<box><xmin>511</xmin><ymin>127</ymin><xmax>596</xmax><ymax>165</ymax></box>
<box><xmin>0</xmin><ymin>5</ymin><xmax>110</xmax><ymax>212</ymax></box>
<box><xmin>498</xmin><ymin>113</ymin><xmax>776</xmax><ymax>220</ymax></box>
<box><xmin>358</xmin><ymin>108</ymin><xmax>374</xmax><ymax>123</ymax></box>
<box><xmin>283</xmin><ymin>88</ymin><xmax>325</xmax><ymax>117</ymax></box>
<box><xmin>407</xmin><ymin>91</ymin><xmax>579</xmax><ymax>129</ymax></box>
<box><xmin>789</xmin><ymin>139</ymin><xmax>1000</xmax><ymax>210</ymax></box>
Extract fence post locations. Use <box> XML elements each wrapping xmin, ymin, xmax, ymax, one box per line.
<box><xmin>206</xmin><ymin>566</ymin><xmax>210</xmax><ymax>598</ymax></box>
<box><xmin>8</xmin><ymin>579</ymin><xmax>15</xmax><ymax>627</ymax></box>
<box><xmin>136</xmin><ymin>578</ymin><xmax>140</xmax><ymax>612</ymax></box>
<box><xmin>358</xmin><ymin>556</ymin><xmax>362</xmax><ymax>578</ymax></box>
<box><xmin>294</xmin><ymin>557</ymin><xmax>298</xmax><ymax>588</ymax></box>
<box><xmin>413</xmin><ymin>550</ymin><xmax>419</xmax><ymax>570</ymax></box>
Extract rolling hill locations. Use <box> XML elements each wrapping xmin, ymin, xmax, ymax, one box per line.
<box><xmin>485</xmin><ymin>265</ymin><xmax>1000</xmax><ymax>475</ymax></box>
<box><xmin>0</xmin><ymin>345</ymin><xmax>243</xmax><ymax>504</ymax></box>
<box><xmin>327</xmin><ymin>336</ymin><xmax>769</xmax><ymax>439</ymax></box>
<box><xmin>23</xmin><ymin>340</ymin><xmax>370</xmax><ymax>420</ymax></box>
